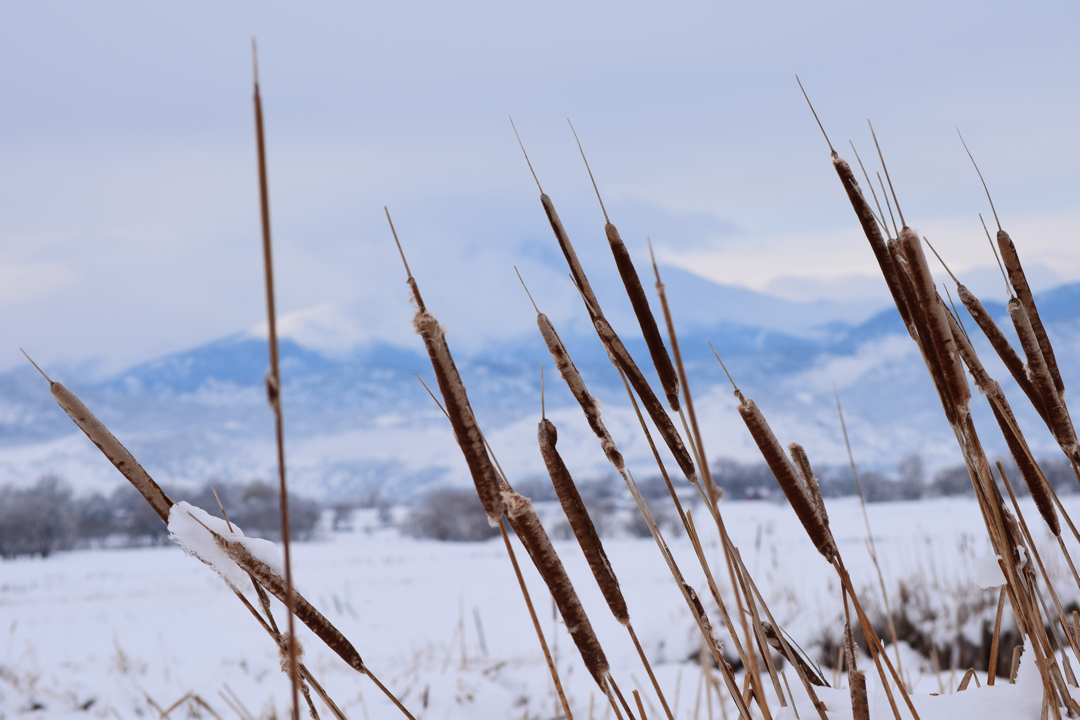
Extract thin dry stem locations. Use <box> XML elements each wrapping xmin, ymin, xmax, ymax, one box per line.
<box><xmin>499</xmin><ymin>518</ymin><xmax>575</xmax><ymax>719</ymax></box>
<box><xmin>868</xmin><ymin>120</ymin><xmax>905</xmax><ymax>228</ymax></box>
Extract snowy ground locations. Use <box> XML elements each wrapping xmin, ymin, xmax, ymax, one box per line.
<box><xmin>3</xmin><ymin>495</ymin><xmax>1080</xmax><ymax>719</ymax></box>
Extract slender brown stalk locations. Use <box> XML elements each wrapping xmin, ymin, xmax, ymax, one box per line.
<box><xmin>796</xmin><ymin>81</ymin><xmax>915</xmax><ymax>336</ymax></box>
<box><xmin>959</xmin><ymin>130</ymin><xmax>1067</xmax><ymax>398</ymax></box>
<box><xmin>388</xmin><ymin>211</ymin><xmax>506</xmax><ymax>522</ymax></box>
<box><xmin>835</xmin><ymin>390</ymin><xmax>905</xmax><ymax>679</ymax></box>
<box><xmin>512</xmin><ymin>127</ymin><xmax>696</xmax><ymax>482</ymax></box>
<box><xmin>936</xmin><ymin>292</ymin><xmax>1062</xmax><ymax>536</ymax></box>
<box><xmin>997</xmin><ymin>463</ymin><xmax>1080</xmax><ymax>662</ymax></box>
<box><xmin>251</xmin><ymin>47</ymin><xmax>300</xmax><ymax>719</ymax></box>
<box><xmin>998</xmin><ymin>239</ymin><xmax>1064</xmax><ymax>400</ymax></box>
<box><xmin>843</xmin><ymin>609</ymin><xmax>869</xmax><ymax>720</ymax></box>
<box><xmin>498</xmin><ymin>519</ymin><xmax>575</xmax><ymax>720</ymax></box>
<box><xmin>988</xmin><ymin>586</ymin><xmax>1007</xmax><ymax>686</ymax></box>
<box><xmin>1008</xmin><ymin>299</ymin><xmax>1079</xmax><ymax>462</ymax></box>
<box><xmin>567</xmin><ymin>122</ymin><xmax>680</xmax><ymax>412</ymax></box>
<box><xmin>650</xmin><ymin>258</ymin><xmax>772</xmax><ymax>718</ymax></box>
<box><xmin>27</xmin><ymin>354</ymin><xmax>398</xmax><ymax>716</ymax></box>
<box><xmin>901</xmin><ymin>231</ymin><xmax>971</xmax><ymax>415</ymax></box>
<box><xmin>521</xmin><ymin>278</ymin><xmax>624</xmax><ymax>470</ymax></box>
<box><xmin>955</xmin><ymin>283</ymin><xmax>1047</xmax><ymax>421</ymax></box>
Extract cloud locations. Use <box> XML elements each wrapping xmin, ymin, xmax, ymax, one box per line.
<box><xmin>0</xmin><ymin>260</ymin><xmax>75</xmax><ymax>305</ymax></box>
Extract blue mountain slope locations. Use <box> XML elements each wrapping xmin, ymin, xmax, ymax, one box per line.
<box><xmin>1</xmin><ymin>278</ymin><xmax>1076</xmax><ymax>499</ymax></box>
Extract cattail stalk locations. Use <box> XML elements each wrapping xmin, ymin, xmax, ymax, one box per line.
<box><xmin>567</xmin><ymin>123</ymin><xmax>681</xmax><ymax>411</ymax></box>
<box><xmin>795</xmin><ymin>80</ymin><xmax>915</xmax><ymax>338</ymax></box>
<box><xmin>996</xmin><ymin>463</ymin><xmax>1080</xmax><ymax>663</ymax></box>
<box><xmin>497</xmin><ymin>518</ymin><xmax>575</xmax><ymax>720</ymax></box>
<box><xmin>502</xmin><ymin>490</ymin><xmax>610</xmax><ymax>688</ymax></box>
<box><xmin>46</xmin><ymin>378</ymin><xmax>173</xmax><ymax>522</ymax></box>
<box><xmin>605</xmin><ymin>223</ymin><xmax>680</xmax><ymax>411</ymax></box>
<box><xmin>831</xmin><ymin>153</ymin><xmax>916</xmax><ymax>338</ymax></box>
<box><xmin>835</xmin><ymin>391</ymin><xmax>905</xmax><ymax>680</ymax></box>
<box><xmin>650</xmin><ymin>259</ymin><xmax>776</xmax><ymax>717</ymax></box>
<box><xmin>510</xmin><ymin>133</ymin><xmax>697</xmax><ymax>483</ymax></box>
<box><xmin>998</xmin><ymin>229</ymin><xmax>1065</xmax><ymax>397</ymax></box>
<box><xmin>899</xmin><ymin>230</ymin><xmax>971</xmax><ymax>415</ymax></box>
<box><xmin>944</xmin><ymin>308</ymin><xmax>1061</xmax><ymax>536</ymax></box>
<box><xmin>32</xmin><ymin>362</ymin><xmax>404</xmax><ymax>716</ymax></box>
<box><xmin>252</xmin><ymin>54</ymin><xmax>301</xmax><ymax>718</ymax></box>
<box><xmin>887</xmin><ymin>238</ymin><xmax>961</xmax><ymax>426</ymax></box>
<box><xmin>956</xmin><ymin>284</ymin><xmax>1047</xmax><ymax>423</ymax></box>
<box><xmin>1008</xmin><ymin>299</ymin><xmax>1079</xmax><ymax>462</ymax></box>
<box><xmin>736</xmin><ymin>398</ymin><xmax>835</xmax><ymax>561</ymax></box>
<box><xmin>534</xmin><ymin>308</ymin><xmax>624</xmax><ymax>469</ymax></box>
<box><xmin>388</xmin><ymin>212</ymin><xmax>506</xmax><ymax>523</ymax></box>
<box><xmin>538</xmin><ymin>418</ymin><xmax>628</xmax><ymax>624</ymax></box>
<box><xmin>843</xmin><ymin>612</ymin><xmax>869</xmax><ymax>720</ymax></box>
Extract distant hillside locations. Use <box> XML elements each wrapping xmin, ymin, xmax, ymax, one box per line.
<box><xmin>1</xmin><ymin>272</ymin><xmax>1076</xmax><ymax>502</ymax></box>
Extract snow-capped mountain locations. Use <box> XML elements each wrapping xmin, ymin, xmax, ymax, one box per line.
<box><xmin>1</xmin><ymin>269</ymin><xmax>1076</xmax><ymax>502</ymax></box>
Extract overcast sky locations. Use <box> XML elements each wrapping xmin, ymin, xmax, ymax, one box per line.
<box><xmin>1</xmin><ymin>1</ymin><xmax>1077</xmax><ymax>375</ymax></box>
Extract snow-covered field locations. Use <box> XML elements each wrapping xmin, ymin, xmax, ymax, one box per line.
<box><xmin>3</xmin><ymin>495</ymin><xmax>1078</xmax><ymax>719</ymax></box>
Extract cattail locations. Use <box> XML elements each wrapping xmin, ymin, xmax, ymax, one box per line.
<box><xmin>943</xmin><ymin>305</ymin><xmax>1059</xmax><ymax>534</ymax></box>
<box><xmin>887</xmin><ymin>239</ymin><xmax>960</xmax><ymax>426</ymax></box>
<box><xmin>502</xmin><ymin>489</ymin><xmax>610</xmax><ymax>687</ymax></box>
<box><xmin>788</xmin><ymin>443</ymin><xmax>830</xmax><ymax>535</ymax></box>
<box><xmin>944</xmin><ymin>301</ymin><xmax>993</xmax><ymax>394</ymax></box>
<box><xmin>845</xmin><ymin>622</ymin><xmax>869</xmax><ymax>720</ymax></box>
<box><xmin>1008</xmin><ymin>298</ymin><xmax>1079</xmax><ymax>460</ymax></box>
<box><xmin>592</xmin><ymin>315</ymin><xmax>697</xmax><ymax>482</ymax></box>
<box><xmin>899</xmin><ymin>229</ymin><xmax>971</xmax><ymax>415</ymax></box>
<box><xmin>209</xmin><ymin>525</ymin><xmax>366</xmax><ymax>672</ymax></box>
<box><xmin>47</xmin><ymin>379</ymin><xmax>173</xmax><ymax>523</ymax></box>
<box><xmin>604</xmin><ymin>222</ymin><xmax>680</xmax><ymax>411</ymax></box>
<box><xmin>736</xmin><ymin>397</ymin><xmax>835</xmax><ymax>561</ymax></box>
<box><xmin>566</xmin><ymin>124</ymin><xmax>681</xmax><ymax>413</ymax></box>
<box><xmin>957</xmin><ymin>284</ymin><xmax>1046</xmax><ymax>422</ymax></box>
<box><xmin>796</xmin><ymin>79</ymin><xmax>915</xmax><ymax>338</ymax></box>
<box><xmin>412</xmin><ymin>310</ymin><xmax>506</xmax><ymax>522</ymax></box>
<box><xmin>991</xmin><ymin>393</ymin><xmax>1060</xmax><ymax>537</ymax></box>
<box><xmin>536</xmin><ymin>312</ymin><xmax>624</xmax><ymax>469</ymax></box>
<box><xmin>539</xmin><ymin>418</ymin><xmax>629</xmax><ymax>625</ymax></box>
<box><xmin>831</xmin><ymin>155</ymin><xmax>916</xmax><ymax>338</ymax></box>
<box><xmin>998</xmin><ymin>229</ymin><xmax>1064</xmax><ymax>397</ymax></box>
<box><xmin>389</xmin><ymin>214</ymin><xmax>506</xmax><ymax>524</ymax></box>
<box><xmin>515</xmin><ymin>151</ymin><xmax>696</xmax><ymax>482</ymax></box>
<box><xmin>540</xmin><ymin>193</ymin><xmax>601</xmax><ymax>313</ymax></box>
<box><xmin>29</xmin><ymin>358</ymin><xmax>389</xmax><ymax>704</ymax></box>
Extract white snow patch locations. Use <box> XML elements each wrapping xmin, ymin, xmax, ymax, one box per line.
<box><xmin>167</xmin><ymin>501</ymin><xmax>284</xmax><ymax>591</ymax></box>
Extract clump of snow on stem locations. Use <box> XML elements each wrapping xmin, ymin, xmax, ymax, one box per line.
<box><xmin>168</xmin><ymin>501</ymin><xmax>284</xmax><ymax>591</ymax></box>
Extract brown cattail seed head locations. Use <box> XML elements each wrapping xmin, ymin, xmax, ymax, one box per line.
<box><xmin>1009</xmin><ymin>299</ymin><xmax>1078</xmax><ymax>457</ymax></box>
<box><xmin>737</xmin><ymin>399</ymin><xmax>835</xmax><ymax>561</ymax></box>
<box><xmin>998</xmin><ymin>229</ymin><xmax>1064</xmax><ymax>398</ymax></box>
<box><xmin>412</xmin><ymin>310</ymin><xmax>505</xmax><ymax>522</ymax></box>
<box><xmin>503</xmin><ymin>489</ymin><xmax>611</xmax><ymax>686</ymax></box>
<box><xmin>899</xmin><ymin>229</ymin><xmax>971</xmax><ymax>415</ymax></box>
<box><xmin>538</xmin><ymin>418</ymin><xmax>629</xmax><ymax>625</ymax></box>
<box><xmin>537</xmin><ymin>313</ymin><xmax>625</xmax><ymax>470</ymax></box>
<box><xmin>50</xmin><ymin>382</ymin><xmax>173</xmax><ymax>523</ymax></box>
<box><xmin>604</xmin><ymin>221</ymin><xmax>680</xmax><ymax>411</ymax></box>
